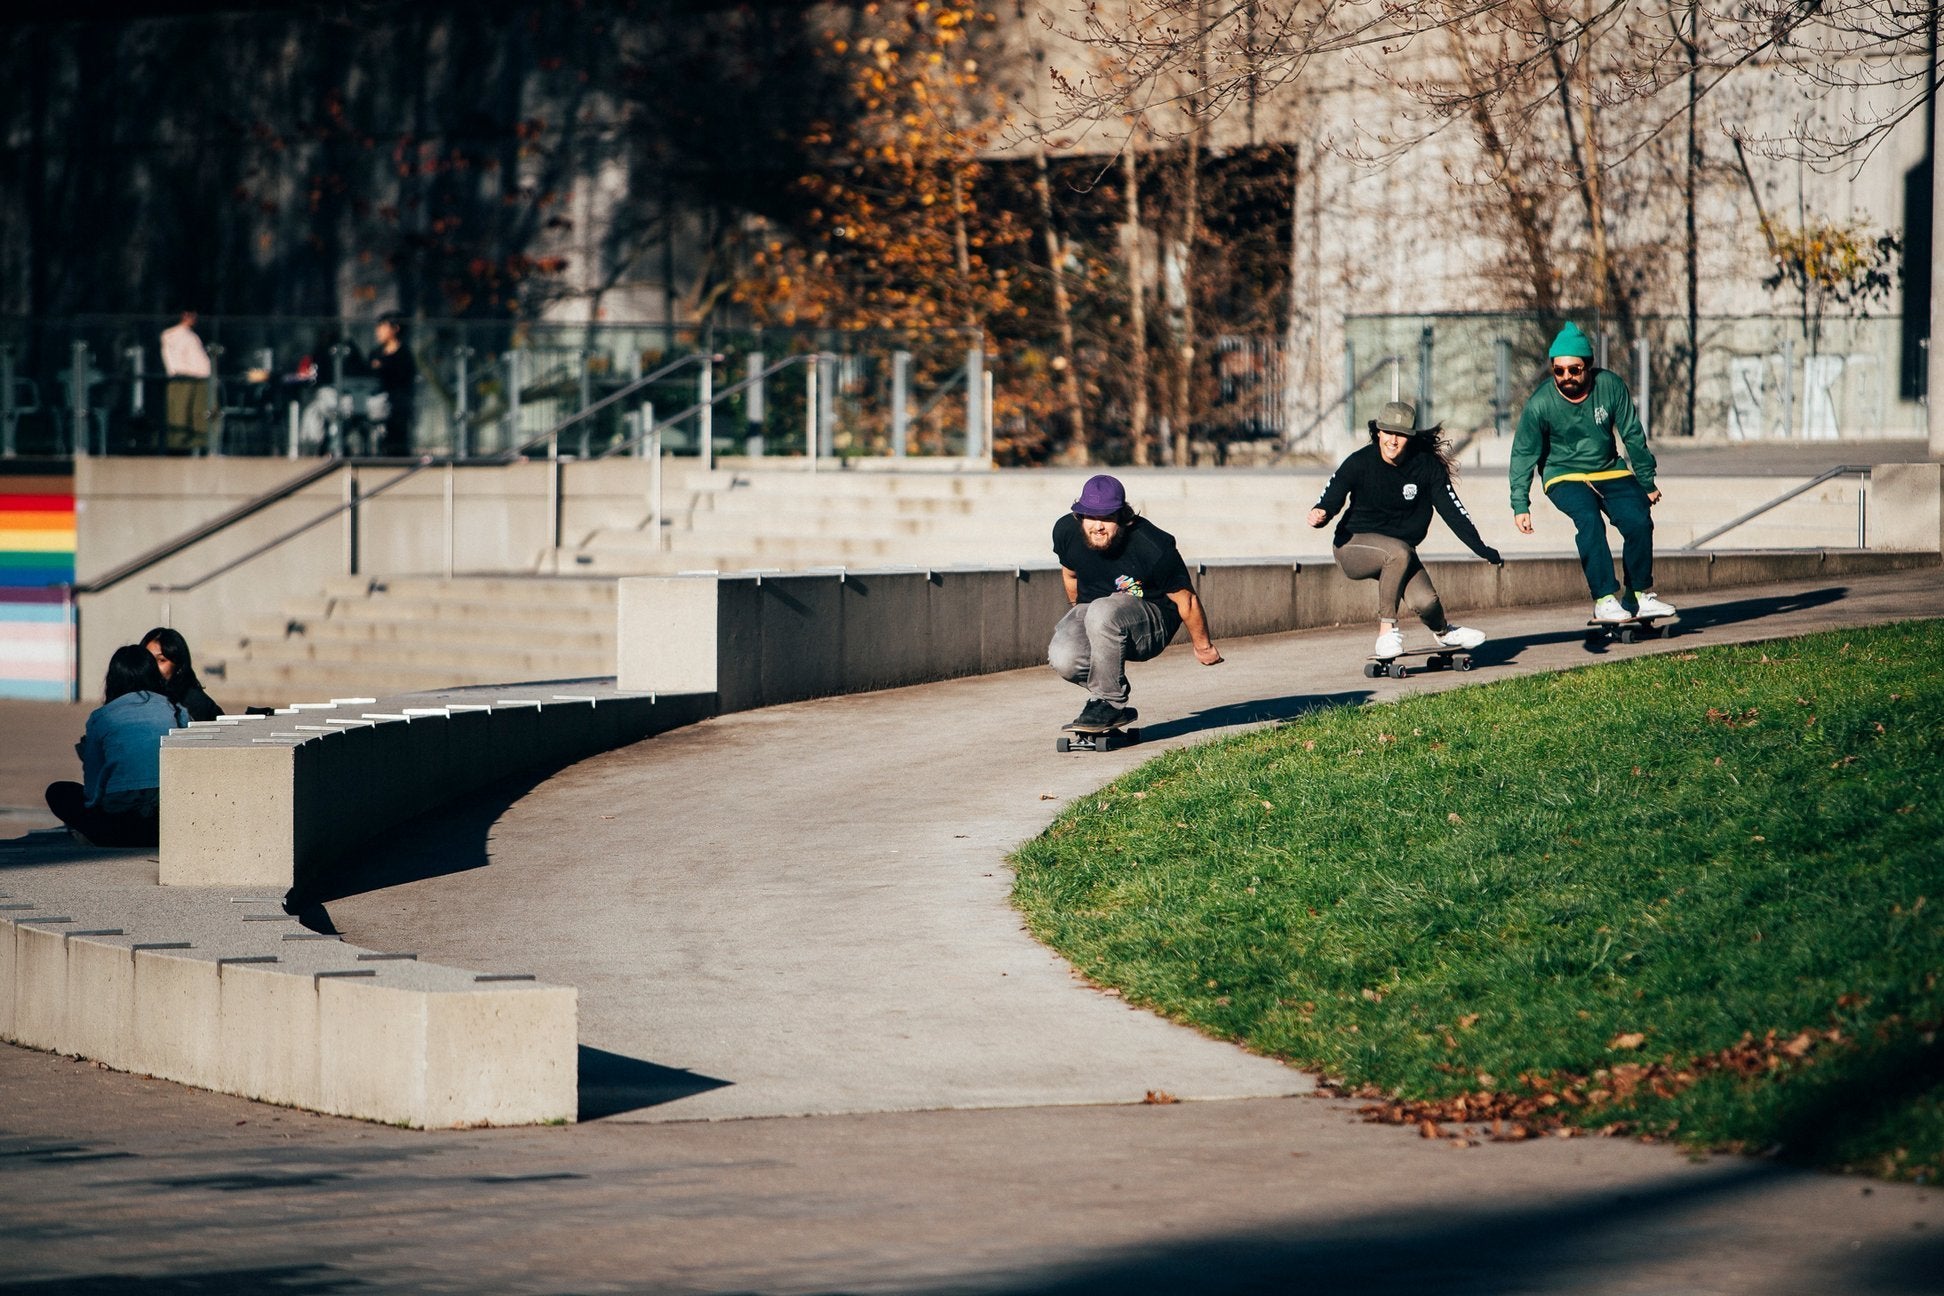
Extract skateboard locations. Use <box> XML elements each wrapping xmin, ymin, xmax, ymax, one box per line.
<box><xmin>1363</xmin><ymin>647</ymin><xmax>1473</xmax><ymax>680</ymax></box>
<box><xmin>1057</xmin><ymin>722</ymin><xmax>1142</xmax><ymax>753</ymax></box>
<box><xmin>1585</xmin><ymin>614</ymin><xmax>1680</xmax><ymax>646</ymax></box>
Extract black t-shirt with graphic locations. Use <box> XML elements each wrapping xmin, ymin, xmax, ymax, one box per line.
<box><xmin>1052</xmin><ymin>513</ymin><xmax>1192</xmax><ymax>636</ymax></box>
<box><xmin>1312</xmin><ymin>443</ymin><xmax>1497</xmax><ymax>560</ymax></box>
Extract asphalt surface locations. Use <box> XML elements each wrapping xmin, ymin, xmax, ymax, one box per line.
<box><xmin>1</xmin><ymin>564</ymin><xmax>1942</xmax><ymax>1293</ymax></box>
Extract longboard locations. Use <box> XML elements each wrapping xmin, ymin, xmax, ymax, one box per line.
<box><xmin>1057</xmin><ymin>723</ymin><xmax>1142</xmax><ymax>753</ymax></box>
<box><xmin>1364</xmin><ymin>647</ymin><xmax>1473</xmax><ymax>680</ymax></box>
<box><xmin>1585</xmin><ymin>613</ymin><xmax>1680</xmax><ymax>646</ymax></box>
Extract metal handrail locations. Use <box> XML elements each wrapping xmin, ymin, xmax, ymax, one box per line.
<box><xmin>495</xmin><ymin>351</ymin><xmax>718</xmax><ymax>462</ymax></box>
<box><xmin>594</xmin><ymin>353</ymin><xmax>833</xmax><ymax>459</ymax></box>
<box><xmin>1683</xmin><ymin>464</ymin><xmax>1874</xmax><ymax>550</ymax></box>
<box><xmin>70</xmin><ymin>456</ymin><xmax>348</xmax><ymax>596</ymax></box>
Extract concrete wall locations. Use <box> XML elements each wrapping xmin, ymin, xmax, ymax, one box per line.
<box><xmin>160</xmin><ymin>684</ymin><xmax>712</xmax><ymax>890</ymax></box>
<box><xmin>72</xmin><ymin>456</ymin><xmax>709</xmax><ymax>691</ymax></box>
<box><xmin>1</xmin><ymin>897</ymin><xmax>575</xmax><ymax>1127</ymax></box>
<box><xmin>619</xmin><ymin>549</ymin><xmax>1943</xmax><ymax>708</ymax></box>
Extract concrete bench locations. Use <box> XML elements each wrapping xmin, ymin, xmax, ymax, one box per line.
<box><xmin>159</xmin><ymin>686</ymin><xmax>711</xmax><ymax>890</ymax></box>
<box><xmin>1</xmin><ymin>887</ymin><xmax>574</xmax><ymax>1127</ymax></box>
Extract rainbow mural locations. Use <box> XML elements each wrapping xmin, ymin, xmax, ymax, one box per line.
<box><xmin>1</xmin><ymin>468</ymin><xmax>76</xmax><ymax>701</ymax></box>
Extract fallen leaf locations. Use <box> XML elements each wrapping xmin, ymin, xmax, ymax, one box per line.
<box><xmin>1039</xmin><ymin>794</ymin><xmax>1056</xmax><ymax>801</ymax></box>
<box><xmin>1261</xmin><ymin>800</ymin><xmax>1274</xmax><ymax>810</ymax></box>
<box><xmin>1143</xmin><ymin>1089</ymin><xmax>1179</xmax><ymax>1105</ymax></box>
<box><xmin>1608</xmin><ymin>1032</ymin><xmax>1647</xmax><ymax>1051</ymax></box>
<box><xmin>1447</xmin><ymin>812</ymin><xmax>1464</xmax><ymax>825</ymax></box>
<box><xmin>1457</xmin><ymin>1013</ymin><xmax>1480</xmax><ymax>1029</ymax></box>
<box><xmin>1362</xmin><ymin>988</ymin><xmax>1384</xmax><ymax>1002</ymax></box>
<box><xmin>1418</xmin><ymin>1119</ymin><xmax>1442</xmax><ymax>1139</ymax></box>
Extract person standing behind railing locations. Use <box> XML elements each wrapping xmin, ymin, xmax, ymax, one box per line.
<box><xmin>369</xmin><ymin>313</ymin><xmax>417</xmax><ymax>456</ymax></box>
<box><xmin>160</xmin><ymin>309</ymin><xmax>213</xmax><ymax>454</ymax></box>
<box><xmin>44</xmin><ymin>646</ymin><xmax>189</xmax><ymax>847</ymax></box>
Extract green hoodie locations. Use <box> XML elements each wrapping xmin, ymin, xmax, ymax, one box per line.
<box><xmin>1508</xmin><ymin>368</ymin><xmax>1657</xmax><ymax>514</ymax></box>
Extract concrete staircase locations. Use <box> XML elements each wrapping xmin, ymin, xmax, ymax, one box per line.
<box><xmin>215</xmin><ymin>575</ymin><xmax>618</xmax><ymax>707</ymax></box>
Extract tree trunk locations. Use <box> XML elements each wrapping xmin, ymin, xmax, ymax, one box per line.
<box><xmin>1035</xmin><ymin>146</ymin><xmax>1088</xmax><ymax>463</ymax></box>
<box><xmin>1281</xmin><ymin>140</ymin><xmax>1307</xmax><ymax>450</ymax></box>
<box><xmin>1171</xmin><ymin>6</ymin><xmax>1209</xmax><ymax>467</ymax></box>
<box><xmin>1545</xmin><ymin>19</ymin><xmax>1633</xmax><ymax>341</ymax></box>
<box><xmin>1121</xmin><ymin>141</ymin><xmax>1152</xmax><ymax>466</ymax></box>
<box><xmin>1683</xmin><ymin>0</ymin><xmax>1700</xmax><ymax>438</ymax></box>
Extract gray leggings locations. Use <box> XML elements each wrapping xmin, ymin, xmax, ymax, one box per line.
<box><xmin>1333</xmin><ymin>533</ymin><xmax>1448</xmax><ymax>630</ymax></box>
<box><xmin>1047</xmin><ymin>593</ymin><xmax>1175</xmax><ymax>705</ymax></box>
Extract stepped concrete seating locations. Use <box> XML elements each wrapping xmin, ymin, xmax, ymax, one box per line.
<box><xmin>160</xmin><ymin>683</ymin><xmax>710</xmax><ymax>892</ymax></box>
<box><xmin>1</xmin><ymin>887</ymin><xmax>575</xmax><ymax>1127</ymax></box>
<box><xmin>220</xmin><ymin>575</ymin><xmax>619</xmax><ymax>704</ymax></box>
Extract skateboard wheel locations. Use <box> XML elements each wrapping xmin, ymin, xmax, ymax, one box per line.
<box><xmin>1363</xmin><ymin>662</ymin><xmax>1382</xmax><ymax>678</ymax></box>
<box><xmin>1387</xmin><ymin>662</ymin><xmax>1408</xmax><ymax>680</ymax></box>
<box><xmin>1619</xmin><ymin>628</ymin><xmax>1637</xmax><ymax>645</ymax></box>
<box><xmin>1455</xmin><ymin>654</ymin><xmax>1473</xmax><ymax>671</ymax></box>
<box><xmin>1097</xmin><ymin>731</ymin><xmax>1118</xmax><ymax>752</ymax></box>
<box><xmin>1056</xmin><ymin>736</ymin><xmax>1071</xmax><ymax>753</ymax></box>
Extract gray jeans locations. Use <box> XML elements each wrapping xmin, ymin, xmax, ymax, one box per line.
<box><xmin>1047</xmin><ymin>593</ymin><xmax>1175</xmax><ymax>704</ymax></box>
<box><xmin>1333</xmin><ymin>533</ymin><xmax>1448</xmax><ymax>630</ymax></box>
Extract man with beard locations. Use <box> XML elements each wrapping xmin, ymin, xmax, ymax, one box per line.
<box><xmin>1510</xmin><ymin>323</ymin><xmax>1676</xmax><ymax>624</ymax></box>
<box><xmin>1048</xmin><ymin>474</ymin><xmax>1222</xmax><ymax>731</ymax></box>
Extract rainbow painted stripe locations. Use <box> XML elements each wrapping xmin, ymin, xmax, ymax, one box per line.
<box><xmin>1</xmin><ymin>474</ymin><xmax>76</xmax><ymax>701</ymax></box>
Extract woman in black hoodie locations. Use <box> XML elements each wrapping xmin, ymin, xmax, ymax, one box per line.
<box><xmin>141</xmin><ymin>626</ymin><xmax>225</xmax><ymax>722</ymax></box>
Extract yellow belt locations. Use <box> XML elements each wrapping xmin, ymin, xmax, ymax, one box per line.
<box><xmin>1543</xmin><ymin>468</ymin><xmax>1635</xmax><ymax>491</ymax></box>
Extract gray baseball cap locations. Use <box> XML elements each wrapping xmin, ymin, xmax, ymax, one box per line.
<box><xmin>1372</xmin><ymin>400</ymin><xmax>1423</xmax><ymax>434</ymax></box>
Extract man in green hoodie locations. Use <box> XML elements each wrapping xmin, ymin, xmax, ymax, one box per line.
<box><xmin>1510</xmin><ymin>322</ymin><xmax>1676</xmax><ymax>623</ymax></box>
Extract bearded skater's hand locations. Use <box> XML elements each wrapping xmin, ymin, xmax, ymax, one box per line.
<box><xmin>1195</xmin><ymin>643</ymin><xmax>1224</xmax><ymax>666</ymax></box>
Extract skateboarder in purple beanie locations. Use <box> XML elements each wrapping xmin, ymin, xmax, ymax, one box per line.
<box><xmin>1048</xmin><ymin>474</ymin><xmax>1222</xmax><ymax>731</ymax></box>
<box><xmin>1510</xmin><ymin>322</ymin><xmax>1675</xmax><ymax>623</ymax></box>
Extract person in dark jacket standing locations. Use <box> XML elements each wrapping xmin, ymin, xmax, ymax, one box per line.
<box><xmin>44</xmin><ymin>645</ymin><xmax>189</xmax><ymax>847</ymax></box>
<box><xmin>1309</xmin><ymin>400</ymin><xmax>1503</xmax><ymax>661</ymax></box>
<box><xmin>1049</xmin><ymin>474</ymin><xmax>1223</xmax><ymax>730</ymax></box>
<box><xmin>369</xmin><ymin>313</ymin><xmax>417</xmax><ymax>456</ymax></box>
<box><xmin>142</xmin><ymin>626</ymin><xmax>225</xmax><ymax>723</ymax></box>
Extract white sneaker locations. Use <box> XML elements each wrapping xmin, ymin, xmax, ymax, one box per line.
<box><xmin>1434</xmin><ymin>626</ymin><xmax>1486</xmax><ymax>650</ymax></box>
<box><xmin>1373</xmin><ymin>628</ymin><xmax>1404</xmax><ymax>659</ymax></box>
<box><xmin>1633</xmin><ymin>592</ymin><xmax>1676</xmax><ymax>618</ymax></box>
<box><xmin>1593</xmin><ymin>595</ymin><xmax>1631</xmax><ymax>623</ymax></box>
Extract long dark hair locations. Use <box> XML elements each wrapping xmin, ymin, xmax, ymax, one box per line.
<box><xmin>1366</xmin><ymin>421</ymin><xmax>1459</xmax><ymax>479</ymax></box>
<box><xmin>141</xmin><ymin>626</ymin><xmax>204</xmax><ymax>702</ymax></box>
<box><xmin>104</xmin><ymin>644</ymin><xmax>167</xmax><ymax>703</ymax></box>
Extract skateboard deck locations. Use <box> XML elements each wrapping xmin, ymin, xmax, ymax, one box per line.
<box><xmin>1364</xmin><ymin>647</ymin><xmax>1473</xmax><ymax>680</ymax></box>
<box><xmin>1585</xmin><ymin>613</ymin><xmax>1680</xmax><ymax>645</ymax></box>
<box><xmin>1056</xmin><ymin>723</ymin><xmax>1142</xmax><ymax>753</ymax></box>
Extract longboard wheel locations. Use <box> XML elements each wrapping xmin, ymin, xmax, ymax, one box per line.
<box><xmin>1363</xmin><ymin>662</ymin><xmax>1382</xmax><ymax>678</ymax></box>
<box><xmin>1619</xmin><ymin>628</ymin><xmax>1638</xmax><ymax>644</ymax></box>
<box><xmin>1387</xmin><ymin>662</ymin><xmax>1408</xmax><ymax>679</ymax></box>
<box><xmin>1055</xmin><ymin>736</ymin><xmax>1071</xmax><ymax>753</ymax></box>
<box><xmin>1455</xmin><ymin>654</ymin><xmax>1473</xmax><ymax>671</ymax></box>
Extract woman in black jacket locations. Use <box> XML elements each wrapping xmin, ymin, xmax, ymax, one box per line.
<box><xmin>1308</xmin><ymin>400</ymin><xmax>1503</xmax><ymax>661</ymax></box>
<box><xmin>141</xmin><ymin>626</ymin><xmax>225</xmax><ymax>722</ymax></box>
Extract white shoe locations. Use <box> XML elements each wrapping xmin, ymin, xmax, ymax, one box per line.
<box><xmin>1593</xmin><ymin>595</ymin><xmax>1631</xmax><ymax>623</ymax></box>
<box><xmin>1434</xmin><ymin>626</ymin><xmax>1486</xmax><ymax>650</ymax></box>
<box><xmin>1633</xmin><ymin>592</ymin><xmax>1676</xmax><ymax>618</ymax></box>
<box><xmin>1373</xmin><ymin>628</ymin><xmax>1404</xmax><ymax>659</ymax></box>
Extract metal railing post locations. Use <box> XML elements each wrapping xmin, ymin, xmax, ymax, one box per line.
<box><xmin>453</xmin><ymin>346</ymin><xmax>472</xmax><ymax>459</ymax></box>
<box><xmin>964</xmin><ymin>343</ymin><xmax>984</xmax><ymax>460</ymax></box>
<box><xmin>204</xmin><ymin>342</ymin><xmax>224</xmax><ymax>458</ymax></box>
<box><xmin>69</xmin><ymin>340</ymin><xmax>91</xmax><ymax>457</ymax></box>
<box><xmin>444</xmin><ymin>460</ymin><xmax>455</xmax><ymax>579</ymax></box>
<box><xmin>699</xmin><ymin>355</ymin><xmax>714</xmax><ymax>469</ymax></box>
<box><xmin>329</xmin><ymin>343</ymin><xmax>350</xmax><ymax>457</ymax></box>
<box><xmin>126</xmin><ymin>345</ymin><xmax>145</xmax><ymax>419</ymax></box>
<box><xmin>1493</xmin><ymin>338</ymin><xmax>1511</xmax><ymax>436</ymax></box>
<box><xmin>344</xmin><ymin>467</ymin><xmax>361</xmax><ymax>577</ymax></box>
<box><xmin>1858</xmin><ymin>477</ymin><xmax>1867</xmax><ymax>548</ymax></box>
<box><xmin>1635</xmin><ymin>335</ymin><xmax>1652</xmax><ymax>437</ymax></box>
<box><xmin>891</xmin><ymin>350</ymin><xmax>910</xmax><ymax>458</ymax></box>
<box><xmin>504</xmin><ymin>348</ymin><xmax>524</xmax><ymax>453</ymax></box>
<box><xmin>745</xmin><ymin>351</ymin><xmax>765</xmax><ymax>457</ymax></box>
<box><xmin>2</xmin><ymin>344</ymin><xmax>17</xmax><ymax>458</ymax></box>
<box><xmin>577</xmin><ymin>349</ymin><xmax>594</xmax><ymax>458</ymax></box>
<box><xmin>287</xmin><ymin>399</ymin><xmax>301</xmax><ymax>458</ymax></box>
<box><xmin>806</xmin><ymin>359</ymin><xmax>819</xmax><ymax>472</ymax></box>
<box><xmin>649</xmin><ymin>425</ymin><xmax>663</xmax><ymax>547</ymax></box>
<box><xmin>1416</xmin><ymin>324</ymin><xmax>1433</xmax><ymax>427</ymax></box>
<box><xmin>818</xmin><ymin>354</ymin><xmax>836</xmax><ymax>459</ymax></box>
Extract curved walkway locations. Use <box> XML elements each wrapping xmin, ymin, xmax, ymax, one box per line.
<box><xmin>328</xmin><ymin>564</ymin><xmax>1944</xmax><ymax>1123</ymax></box>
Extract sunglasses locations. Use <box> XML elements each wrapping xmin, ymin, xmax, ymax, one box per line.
<box><xmin>1552</xmin><ymin>362</ymin><xmax>1588</xmax><ymax>377</ymax></box>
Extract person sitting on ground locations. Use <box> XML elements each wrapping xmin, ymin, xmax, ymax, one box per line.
<box><xmin>44</xmin><ymin>646</ymin><xmax>190</xmax><ymax>847</ymax></box>
<box><xmin>1509</xmin><ymin>322</ymin><xmax>1676</xmax><ymax>624</ymax></box>
<box><xmin>1308</xmin><ymin>399</ymin><xmax>1503</xmax><ymax>661</ymax></box>
<box><xmin>141</xmin><ymin>626</ymin><xmax>224</xmax><ymax>722</ymax></box>
<box><xmin>1049</xmin><ymin>474</ymin><xmax>1222</xmax><ymax>731</ymax></box>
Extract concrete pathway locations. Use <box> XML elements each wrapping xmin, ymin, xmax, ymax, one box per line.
<box><xmin>324</xmin><ymin>564</ymin><xmax>1944</xmax><ymax>1124</ymax></box>
<box><xmin>2</xmin><ymin>566</ymin><xmax>1941</xmax><ymax>1294</ymax></box>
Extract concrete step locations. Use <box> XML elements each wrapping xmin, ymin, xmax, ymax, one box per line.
<box><xmin>327</xmin><ymin>598</ymin><xmax>616</xmax><ymax>628</ymax></box>
<box><xmin>321</xmin><ymin>575</ymin><xmax>618</xmax><ymax>608</ymax></box>
<box><xmin>245</xmin><ymin>616</ymin><xmax>614</xmax><ymax>652</ymax></box>
<box><xmin>215</xmin><ymin>660</ymin><xmax>558</xmax><ymax>706</ymax></box>
<box><xmin>233</xmin><ymin>637</ymin><xmax>613</xmax><ymax>674</ymax></box>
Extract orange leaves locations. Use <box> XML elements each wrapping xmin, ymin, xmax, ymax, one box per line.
<box><xmin>1607</xmin><ymin>1031</ymin><xmax>1647</xmax><ymax>1051</ymax></box>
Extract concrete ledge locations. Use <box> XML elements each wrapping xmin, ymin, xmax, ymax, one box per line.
<box><xmin>0</xmin><ymin>890</ymin><xmax>575</xmax><ymax>1127</ymax></box>
<box><xmin>619</xmin><ymin>550</ymin><xmax>1941</xmax><ymax>708</ymax></box>
<box><xmin>160</xmin><ymin>685</ymin><xmax>712</xmax><ymax>890</ymax></box>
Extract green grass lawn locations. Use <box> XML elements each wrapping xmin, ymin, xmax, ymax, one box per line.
<box><xmin>1012</xmin><ymin>620</ymin><xmax>1944</xmax><ymax>1180</ymax></box>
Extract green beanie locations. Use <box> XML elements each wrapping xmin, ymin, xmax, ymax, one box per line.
<box><xmin>1548</xmin><ymin>323</ymin><xmax>1595</xmax><ymax>360</ymax></box>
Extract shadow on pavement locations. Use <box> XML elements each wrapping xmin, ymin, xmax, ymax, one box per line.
<box><xmin>1141</xmin><ymin>690</ymin><xmax>1372</xmax><ymax>742</ymax></box>
<box><xmin>1475</xmin><ymin>586</ymin><xmax>1855</xmax><ymax>666</ymax></box>
<box><xmin>0</xmin><ymin>1268</ymin><xmax>364</xmax><ymax>1294</ymax></box>
<box><xmin>578</xmin><ymin>1045</ymin><xmax>733</xmax><ymax>1120</ymax></box>
<box><xmin>911</xmin><ymin>1163</ymin><xmax>1943</xmax><ymax>1296</ymax></box>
